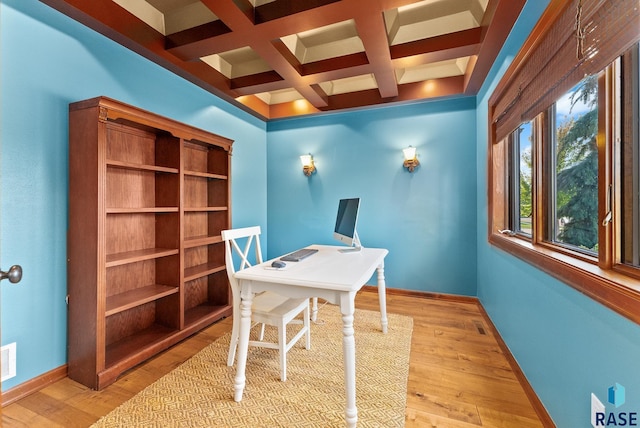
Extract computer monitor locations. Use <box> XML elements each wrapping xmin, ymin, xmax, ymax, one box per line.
<box><xmin>333</xmin><ymin>198</ymin><xmax>362</xmax><ymax>251</ymax></box>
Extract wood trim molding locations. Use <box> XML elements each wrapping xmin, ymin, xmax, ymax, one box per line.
<box><xmin>476</xmin><ymin>303</ymin><xmax>556</xmax><ymax>427</ymax></box>
<box><xmin>361</xmin><ymin>285</ymin><xmax>479</xmax><ymax>304</ymax></box>
<box><xmin>489</xmin><ymin>234</ymin><xmax>640</xmax><ymax>326</ymax></box>
<box><xmin>3</xmin><ymin>287</ymin><xmax>554</xmax><ymax>426</ymax></box>
<box><xmin>361</xmin><ymin>286</ymin><xmax>554</xmax><ymax>425</ymax></box>
<box><xmin>1</xmin><ymin>365</ymin><xmax>68</xmax><ymax>407</ymax></box>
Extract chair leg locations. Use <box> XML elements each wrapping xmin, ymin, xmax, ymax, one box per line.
<box><xmin>278</xmin><ymin>319</ymin><xmax>287</xmax><ymax>381</ymax></box>
<box><xmin>227</xmin><ymin>314</ymin><xmax>240</xmax><ymax>366</ymax></box>
<box><xmin>304</xmin><ymin>301</ymin><xmax>311</xmax><ymax>350</ymax></box>
<box><xmin>259</xmin><ymin>323</ymin><xmax>266</xmax><ymax>341</ymax></box>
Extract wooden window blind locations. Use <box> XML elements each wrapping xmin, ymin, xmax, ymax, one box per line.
<box><xmin>490</xmin><ymin>0</ymin><xmax>640</xmax><ymax>143</ymax></box>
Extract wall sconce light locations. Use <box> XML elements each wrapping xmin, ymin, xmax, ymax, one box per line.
<box><xmin>403</xmin><ymin>146</ymin><xmax>420</xmax><ymax>172</ymax></box>
<box><xmin>300</xmin><ymin>154</ymin><xmax>316</xmax><ymax>176</ymax></box>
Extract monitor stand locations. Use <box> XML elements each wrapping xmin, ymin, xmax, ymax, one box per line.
<box><xmin>339</xmin><ymin>230</ymin><xmax>362</xmax><ymax>253</ymax></box>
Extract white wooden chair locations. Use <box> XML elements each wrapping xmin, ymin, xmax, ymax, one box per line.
<box><xmin>221</xmin><ymin>226</ymin><xmax>311</xmax><ymax>381</ymax></box>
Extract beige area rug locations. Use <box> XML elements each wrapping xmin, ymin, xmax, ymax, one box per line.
<box><xmin>91</xmin><ymin>304</ymin><xmax>413</xmax><ymax>427</ymax></box>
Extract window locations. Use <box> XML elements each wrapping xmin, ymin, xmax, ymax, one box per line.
<box><xmin>621</xmin><ymin>45</ymin><xmax>640</xmax><ymax>267</ymax></box>
<box><xmin>508</xmin><ymin>122</ymin><xmax>533</xmax><ymax>236</ymax></box>
<box><xmin>548</xmin><ymin>76</ymin><xmax>599</xmax><ymax>254</ymax></box>
<box><xmin>488</xmin><ymin>0</ymin><xmax>640</xmax><ymax>325</ymax></box>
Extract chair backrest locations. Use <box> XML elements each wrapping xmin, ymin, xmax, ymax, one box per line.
<box><xmin>221</xmin><ymin>226</ymin><xmax>263</xmax><ymax>304</ymax></box>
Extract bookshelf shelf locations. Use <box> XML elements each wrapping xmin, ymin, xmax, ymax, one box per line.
<box><xmin>68</xmin><ymin>96</ymin><xmax>233</xmax><ymax>390</ymax></box>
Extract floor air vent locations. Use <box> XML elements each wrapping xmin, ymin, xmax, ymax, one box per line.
<box><xmin>473</xmin><ymin>320</ymin><xmax>487</xmax><ymax>335</ymax></box>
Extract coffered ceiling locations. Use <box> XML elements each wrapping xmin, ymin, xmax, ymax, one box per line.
<box><xmin>39</xmin><ymin>0</ymin><xmax>525</xmax><ymax>121</ymax></box>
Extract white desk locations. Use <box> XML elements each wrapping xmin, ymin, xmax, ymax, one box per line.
<box><xmin>232</xmin><ymin>244</ymin><xmax>389</xmax><ymax>427</ymax></box>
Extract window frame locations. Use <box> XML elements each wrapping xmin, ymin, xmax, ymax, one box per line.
<box><xmin>620</xmin><ymin>45</ymin><xmax>640</xmax><ymax>269</ymax></box>
<box><xmin>488</xmin><ymin>29</ymin><xmax>640</xmax><ymax>325</ymax></box>
<box><xmin>507</xmin><ymin>123</ymin><xmax>533</xmax><ymax>238</ymax></box>
<box><xmin>544</xmin><ymin>84</ymin><xmax>600</xmax><ymax>257</ymax></box>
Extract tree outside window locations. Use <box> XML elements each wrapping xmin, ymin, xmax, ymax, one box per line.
<box><xmin>518</xmin><ymin>122</ymin><xmax>532</xmax><ymax>235</ymax></box>
<box><xmin>551</xmin><ymin>75</ymin><xmax>598</xmax><ymax>252</ymax></box>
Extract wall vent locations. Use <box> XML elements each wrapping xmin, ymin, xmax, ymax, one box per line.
<box><xmin>1</xmin><ymin>342</ymin><xmax>17</xmax><ymax>381</ymax></box>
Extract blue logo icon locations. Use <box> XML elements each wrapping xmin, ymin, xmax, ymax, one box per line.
<box><xmin>609</xmin><ymin>383</ymin><xmax>626</xmax><ymax>408</ymax></box>
<box><xmin>593</xmin><ymin>383</ymin><xmax>637</xmax><ymax>427</ymax></box>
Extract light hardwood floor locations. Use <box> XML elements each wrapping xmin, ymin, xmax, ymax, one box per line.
<box><xmin>1</xmin><ymin>290</ymin><xmax>551</xmax><ymax>427</ymax></box>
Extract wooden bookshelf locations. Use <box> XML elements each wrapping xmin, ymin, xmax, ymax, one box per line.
<box><xmin>67</xmin><ymin>96</ymin><xmax>233</xmax><ymax>389</ymax></box>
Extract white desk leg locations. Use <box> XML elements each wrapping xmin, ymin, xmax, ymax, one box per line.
<box><xmin>311</xmin><ymin>297</ymin><xmax>318</xmax><ymax>322</ymax></box>
<box><xmin>233</xmin><ymin>283</ymin><xmax>253</xmax><ymax>402</ymax></box>
<box><xmin>340</xmin><ymin>293</ymin><xmax>358</xmax><ymax>428</ymax></box>
<box><xmin>377</xmin><ymin>261</ymin><xmax>388</xmax><ymax>334</ymax></box>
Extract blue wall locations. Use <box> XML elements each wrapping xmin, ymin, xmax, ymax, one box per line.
<box><xmin>266</xmin><ymin>99</ymin><xmax>477</xmax><ymax>295</ymax></box>
<box><xmin>476</xmin><ymin>1</ymin><xmax>640</xmax><ymax>426</ymax></box>
<box><xmin>0</xmin><ymin>0</ymin><xmax>267</xmax><ymax>390</ymax></box>
<box><xmin>4</xmin><ymin>1</ymin><xmax>640</xmax><ymax>426</ymax></box>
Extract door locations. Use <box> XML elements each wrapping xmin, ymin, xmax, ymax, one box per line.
<box><xmin>0</xmin><ymin>261</ymin><xmax>22</xmax><ymax>402</ymax></box>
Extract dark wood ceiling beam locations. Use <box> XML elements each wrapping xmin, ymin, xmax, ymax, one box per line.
<box><xmin>171</xmin><ymin>0</ymin><xmax>350</xmax><ymax>60</ymax></box>
<box><xmin>230</xmin><ymin>71</ymin><xmax>284</xmax><ymax>90</ymax></box>
<box><xmin>39</xmin><ymin>0</ymin><xmax>235</xmax><ymax>96</ymax></box>
<box><xmin>396</xmin><ymin>75</ymin><xmax>465</xmax><ymax>101</ymax></box>
<box><xmin>463</xmin><ymin>54</ymin><xmax>479</xmax><ymax>88</ymax></box>
<box><xmin>351</xmin><ymin>6</ymin><xmax>398</xmax><ymax>99</ymax></box>
<box><xmin>269</xmin><ymin>99</ymin><xmax>320</xmax><ymax>119</ymax></box>
<box><xmin>165</xmin><ymin>21</ymin><xmax>231</xmax><ymax>50</ymax></box>
<box><xmin>319</xmin><ymin>74</ymin><xmax>466</xmax><ymax>111</ymax></box>
<box><xmin>299</xmin><ymin>53</ymin><xmax>370</xmax><ymax>76</ymax></box>
<box><xmin>232</xmin><ymin>63</ymin><xmax>375</xmax><ymax>95</ymax></box>
<box><xmin>40</xmin><ymin>0</ymin><xmax>164</xmax><ymax>53</ymax></box>
<box><xmin>376</xmin><ymin>0</ymin><xmax>441</xmax><ymax>9</ymax></box>
<box><xmin>271</xmin><ymin>39</ymin><xmax>304</xmax><ymax>74</ymax></box>
<box><xmin>321</xmin><ymin>88</ymin><xmax>385</xmax><ymax>111</ymax></box>
<box><xmin>272</xmin><ymin>37</ymin><xmax>371</xmax><ymax>80</ymax></box>
<box><xmin>201</xmin><ymin>0</ymin><xmax>329</xmax><ymax>108</ymax></box>
<box><xmin>267</xmin><ymin>73</ymin><xmax>467</xmax><ymax>119</ymax></box>
<box><xmin>178</xmin><ymin>60</ymin><xmax>234</xmax><ymax>93</ymax></box>
<box><xmin>169</xmin><ymin>0</ymin><xmax>255</xmax><ymax>60</ymax></box>
<box><xmin>254</xmin><ymin>0</ymin><xmax>342</xmax><ymax>24</ymax></box>
<box><xmin>390</xmin><ymin>27</ymin><xmax>483</xmax><ymax>60</ymax></box>
<box><xmin>247</xmin><ymin>45</ymin><xmax>331</xmax><ymax>107</ymax></box>
<box><xmin>236</xmin><ymin>94</ymin><xmax>271</xmax><ymax>118</ymax></box>
<box><xmin>309</xmin><ymin>84</ymin><xmax>330</xmax><ymax>107</ymax></box>
<box><xmin>232</xmin><ymin>0</ymin><xmax>256</xmax><ymax>23</ymax></box>
<box><xmin>166</xmin><ymin>31</ymin><xmax>244</xmax><ymax>61</ymax></box>
<box><xmin>231</xmin><ymin>78</ymin><xmax>292</xmax><ymax>96</ymax></box>
<box><xmin>199</xmin><ymin>0</ymin><xmax>255</xmax><ymax>40</ymax></box>
<box><xmin>391</xmin><ymin>44</ymin><xmax>480</xmax><ymax>69</ymax></box>
<box><xmin>464</xmin><ymin>0</ymin><xmax>526</xmax><ymax>94</ymax></box>
<box><xmin>39</xmin><ymin>0</ymin><xmax>527</xmax><ymax>120</ymax></box>
<box><xmin>299</xmin><ymin>63</ymin><xmax>374</xmax><ymax>84</ymax></box>
<box><xmin>232</xmin><ymin>40</ymin><xmax>371</xmax><ymax>95</ymax></box>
